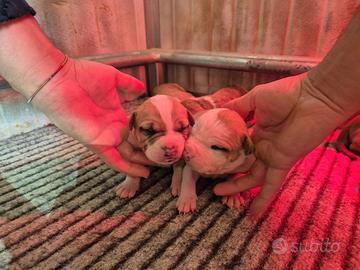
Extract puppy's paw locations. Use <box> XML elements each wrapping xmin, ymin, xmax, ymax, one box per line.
<box><xmin>171</xmin><ymin>183</ymin><xmax>181</xmax><ymax>197</ymax></box>
<box><xmin>176</xmin><ymin>195</ymin><xmax>197</xmax><ymax>214</ymax></box>
<box><xmin>116</xmin><ymin>180</ymin><xmax>140</xmax><ymax>198</ymax></box>
<box><xmin>222</xmin><ymin>193</ymin><xmax>245</xmax><ymax>209</ymax></box>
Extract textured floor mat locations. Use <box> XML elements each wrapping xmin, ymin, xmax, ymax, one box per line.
<box><xmin>0</xmin><ymin>123</ymin><xmax>359</xmax><ymax>270</ymax></box>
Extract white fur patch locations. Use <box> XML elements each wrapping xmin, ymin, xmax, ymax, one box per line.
<box><xmin>149</xmin><ymin>95</ymin><xmax>175</xmax><ymax>133</ymax></box>
<box><xmin>194</xmin><ymin>109</ymin><xmax>229</xmax><ymax>138</ymax></box>
<box><xmin>185</xmin><ymin>108</ymin><xmax>248</xmax><ymax>175</ymax></box>
<box><xmin>145</xmin><ymin>95</ymin><xmax>185</xmax><ymax>165</ymax></box>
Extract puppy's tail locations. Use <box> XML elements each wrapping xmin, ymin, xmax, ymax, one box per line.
<box><xmin>152</xmin><ymin>83</ymin><xmax>194</xmax><ymax>101</ymax></box>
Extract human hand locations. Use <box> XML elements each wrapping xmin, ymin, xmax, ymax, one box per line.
<box><xmin>213</xmin><ymin>74</ymin><xmax>349</xmax><ymax>216</ymax></box>
<box><xmin>32</xmin><ymin>58</ymin><xmax>152</xmax><ymax>177</ymax></box>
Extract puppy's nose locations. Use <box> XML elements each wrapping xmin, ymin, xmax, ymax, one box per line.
<box><xmin>162</xmin><ymin>145</ymin><xmax>177</xmax><ymax>157</ymax></box>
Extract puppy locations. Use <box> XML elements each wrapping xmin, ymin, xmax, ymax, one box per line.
<box><xmin>153</xmin><ymin>83</ymin><xmax>254</xmax><ymax>212</ymax></box>
<box><xmin>116</xmin><ymin>94</ymin><xmax>194</xmax><ymax>198</ymax></box>
<box><xmin>153</xmin><ymin>83</ymin><xmax>244</xmax><ymax>112</ymax></box>
<box><xmin>336</xmin><ymin>114</ymin><xmax>360</xmax><ymax>160</ymax></box>
<box><xmin>178</xmin><ymin>108</ymin><xmax>255</xmax><ymax>213</ymax></box>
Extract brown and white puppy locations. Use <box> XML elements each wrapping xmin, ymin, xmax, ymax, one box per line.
<box><xmin>183</xmin><ymin>109</ymin><xmax>254</xmax><ymax>176</ymax></box>
<box><xmin>153</xmin><ymin>83</ymin><xmax>254</xmax><ymax>213</ymax></box>
<box><xmin>336</xmin><ymin>114</ymin><xmax>360</xmax><ymax>160</ymax></box>
<box><xmin>116</xmin><ymin>94</ymin><xmax>194</xmax><ymax>198</ymax></box>
<box><xmin>177</xmin><ymin>108</ymin><xmax>255</xmax><ymax>213</ymax></box>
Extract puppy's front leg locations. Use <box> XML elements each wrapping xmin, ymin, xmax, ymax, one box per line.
<box><xmin>171</xmin><ymin>160</ymin><xmax>185</xmax><ymax>196</ymax></box>
<box><xmin>116</xmin><ymin>175</ymin><xmax>140</xmax><ymax>198</ymax></box>
<box><xmin>176</xmin><ymin>165</ymin><xmax>199</xmax><ymax>213</ymax></box>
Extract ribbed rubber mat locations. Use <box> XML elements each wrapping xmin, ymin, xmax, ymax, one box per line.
<box><xmin>0</xmin><ymin>122</ymin><xmax>359</xmax><ymax>269</ymax></box>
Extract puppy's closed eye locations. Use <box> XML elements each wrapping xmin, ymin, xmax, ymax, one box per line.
<box><xmin>140</xmin><ymin>127</ymin><xmax>157</xmax><ymax>137</ymax></box>
<box><xmin>211</xmin><ymin>145</ymin><xmax>230</xmax><ymax>152</ymax></box>
<box><xmin>176</xmin><ymin>125</ymin><xmax>189</xmax><ymax>133</ymax></box>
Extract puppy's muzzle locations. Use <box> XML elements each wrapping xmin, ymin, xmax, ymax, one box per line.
<box><xmin>162</xmin><ymin>145</ymin><xmax>178</xmax><ymax>158</ymax></box>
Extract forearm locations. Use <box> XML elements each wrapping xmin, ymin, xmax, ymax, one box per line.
<box><xmin>0</xmin><ymin>15</ymin><xmax>63</xmax><ymax>98</ymax></box>
<box><xmin>308</xmin><ymin>8</ymin><xmax>360</xmax><ymax>115</ymax></box>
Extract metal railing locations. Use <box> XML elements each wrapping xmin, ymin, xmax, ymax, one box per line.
<box><xmin>0</xmin><ymin>49</ymin><xmax>321</xmax><ymax>90</ymax></box>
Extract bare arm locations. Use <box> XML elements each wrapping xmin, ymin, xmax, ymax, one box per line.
<box><xmin>215</xmin><ymin>8</ymin><xmax>360</xmax><ymax>216</ymax></box>
<box><xmin>307</xmin><ymin>8</ymin><xmax>360</xmax><ymax>114</ymax></box>
<box><xmin>0</xmin><ymin>15</ymin><xmax>151</xmax><ymax>177</ymax></box>
<box><xmin>0</xmin><ymin>16</ymin><xmax>64</xmax><ymax>99</ymax></box>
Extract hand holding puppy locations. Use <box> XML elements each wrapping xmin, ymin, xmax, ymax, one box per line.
<box><xmin>31</xmin><ymin>59</ymin><xmax>152</xmax><ymax>178</ymax></box>
<box><xmin>215</xmin><ymin>8</ymin><xmax>360</xmax><ymax>216</ymax></box>
<box><xmin>0</xmin><ymin>16</ymin><xmax>151</xmax><ymax>178</ymax></box>
<box><xmin>214</xmin><ymin>74</ymin><xmax>351</xmax><ymax>216</ymax></box>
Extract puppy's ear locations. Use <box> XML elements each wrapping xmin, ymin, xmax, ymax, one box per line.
<box><xmin>129</xmin><ymin>112</ymin><xmax>137</xmax><ymax>130</ymax></box>
<box><xmin>187</xmin><ymin>111</ymin><xmax>195</xmax><ymax>126</ymax></box>
<box><xmin>242</xmin><ymin>135</ymin><xmax>254</xmax><ymax>155</ymax></box>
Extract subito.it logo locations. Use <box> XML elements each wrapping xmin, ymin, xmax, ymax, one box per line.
<box><xmin>272</xmin><ymin>238</ymin><xmax>288</xmax><ymax>255</ymax></box>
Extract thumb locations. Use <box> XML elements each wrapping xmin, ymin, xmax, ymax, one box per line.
<box><xmin>224</xmin><ymin>89</ymin><xmax>256</xmax><ymax>119</ymax></box>
<box><xmin>92</xmin><ymin>145</ymin><xmax>150</xmax><ymax>178</ymax></box>
<box><xmin>116</xmin><ymin>71</ymin><xmax>145</xmax><ymax>101</ymax></box>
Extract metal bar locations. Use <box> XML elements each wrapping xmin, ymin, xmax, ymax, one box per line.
<box><xmin>144</xmin><ymin>64</ymin><xmax>153</xmax><ymax>96</ymax></box>
<box><xmin>155</xmin><ymin>63</ymin><xmax>166</xmax><ymax>85</ymax></box>
<box><xmin>156</xmin><ymin>49</ymin><xmax>320</xmax><ymax>75</ymax></box>
<box><xmin>146</xmin><ymin>63</ymin><xmax>159</xmax><ymax>95</ymax></box>
<box><xmin>163</xmin><ymin>63</ymin><xmax>169</xmax><ymax>84</ymax></box>
<box><xmin>80</xmin><ymin>51</ymin><xmax>159</xmax><ymax>68</ymax></box>
<box><xmin>0</xmin><ymin>49</ymin><xmax>321</xmax><ymax>90</ymax></box>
